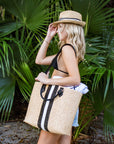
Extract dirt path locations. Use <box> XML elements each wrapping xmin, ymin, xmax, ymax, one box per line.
<box><xmin>1</xmin><ymin>94</ymin><xmax>113</xmax><ymax>144</ymax></box>
<box><xmin>0</xmin><ymin>113</ymin><xmax>112</xmax><ymax>144</ymax></box>
<box><xmin>0</xmin><ymin>121</ymin><xmax>39</xmax><ymax>144</ymax></box>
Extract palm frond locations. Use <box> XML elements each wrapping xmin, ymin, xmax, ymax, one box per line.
<box><xmin>86</xmin><ymin>37</ymin><xmax>107</xmax><ymax>67</ymax></box>
<box><xmin>0</xmin><ymin>70</ymin><xmax>15</xmax><ymax>121</ymax></box>
<box><xmin>92</xmin><ymin>67</ymin><xmax>106</xmax><ymax>91</ymax></box>
<box><xmin>103</xmin><ymin>76</ymin><xmax>114</xmax><ymax>142</ymax></box>
<box><xmin>0</xmin><ymin>0</ymin><xmax>52</xmax><ymax>36</ymax></box>
<box><xmin>12</xmin><ymin>62</ymin><xmax>34</xmax><ymax>101</ymax></box>
<box><xmin>112</xmin><ymin>71</ymin><xmax>114</xmax><ymax>88</ymax></box>
<box><xmin>71</xmin><ymin>0</ymin><xmax>114</xmax><ymax>35</ymax></box>
<box><xmin>0</xmin><ymin>22</ymin><xmax>23</xmax><ymax>37</ymax></box>
<box><xmin>104</xmin><ymin>124</ymin><xmax>114</xmax><ymax>143</ymax></box>
<box><xmin>0</xmin><ymin>38</ymin><xmax>15</xmax><ymax>77</ymax></box>
<box><xmin>103</xmin><ymin>70</ymin><xmax>111</xmax><ymax>102</ymax></box>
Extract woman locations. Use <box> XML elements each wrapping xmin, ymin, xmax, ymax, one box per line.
<box><xmin>35</xmin><ymin>10</ymin><xmax>86</xmax><ymax>144</ymax></box>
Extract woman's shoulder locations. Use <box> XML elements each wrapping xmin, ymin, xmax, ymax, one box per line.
<box><xmin>61</xmin><ymin>43</ymin><xmax>77</xmax><ymax>56</ymax></box>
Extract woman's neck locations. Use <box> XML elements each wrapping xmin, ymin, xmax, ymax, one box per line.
<box><xmin>65</xmin><ymin>39</ymin><xmax>71</xmax><ymax>44</ymax></box>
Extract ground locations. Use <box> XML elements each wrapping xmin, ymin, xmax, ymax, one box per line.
<box><xmin>0</xmin><ymin>113</ymin><xmax>111</xmax><ymax>144</ymax></box>
<box><xmin>0</xmin><ymin>95</ymin><xmax>113</xmax><ymax>144</ymax></box>
<box><xmin>0</xmin><ymin>121</ymin><xmax>39</xmax><ymax>144</ymax></box>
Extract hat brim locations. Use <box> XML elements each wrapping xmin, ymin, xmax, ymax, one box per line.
<box><xmin>53</xmin><ymin>20</ymin><xmax>86</xmax><ymax>27</ymax></box>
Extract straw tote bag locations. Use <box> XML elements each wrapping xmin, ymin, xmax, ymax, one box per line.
<box><xmin>24</xmin><ymin>44</ymin><xmax>83</xmax><ymax>136</ymax></box>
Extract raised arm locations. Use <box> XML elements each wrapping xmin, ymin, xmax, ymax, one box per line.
<box><xmin>35</xmin><ymin>23</ymin><xmax>57</xmax><ymax>65</ymax></box>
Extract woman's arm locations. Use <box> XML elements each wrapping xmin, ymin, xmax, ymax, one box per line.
<box><xmin>35</xmin><ymin>36</ymin><xmax>56</xmax><ymax>65</ymax></box>
<box><xmin>35</xmin><ymin>23</ymin><xmax>57</xmax><ymax>65</ymax></box>
<box><xmin>36</xmin><ymin>45</ymin><xmax>81</xmax><ymax>86</ymax></box>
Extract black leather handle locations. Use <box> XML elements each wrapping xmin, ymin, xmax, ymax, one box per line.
<box><xmin>40</xmin><ymin>86</ymin><xmax>64</xmax><ymax>101</ymax></box>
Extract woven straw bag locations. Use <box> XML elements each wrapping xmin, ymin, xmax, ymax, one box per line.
<box><xmin>24</xmin><ymin>44</ymin><xmax>83</xmax><ymax>135</ymax></box>
<box><xmin>24</xmin><ymin>82</ymin><xmax>82</xmax><ymax>135</ymax></box>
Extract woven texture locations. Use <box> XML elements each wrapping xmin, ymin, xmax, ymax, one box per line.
<box><xmin>53</xmin><ymin>10</ymin><xmax>86</xmax><ymax>27</ymax></box>
<box><xmin>24</xmin><ymin>82</ymin><xmax>82</xmax><ymax>136</ymax></box>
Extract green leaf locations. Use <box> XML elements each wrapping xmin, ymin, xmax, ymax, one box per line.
<box><xmin>0</xmin><ymin>70</ymin><xmax>15</xmax><ymax>121</ymax></box>
<box><xmin>92</xmin><ymin>67</ymin><xmax>106</xmax><ymax>91</ymax></box>
<box><xmin>12</xmin><ymin>62</ymin><xmax>34</xmax><ymax>101</ymax></box>
<box><xmin>71</xmin><ymin>0</ymin><xmax>114</xmax><ymax>35</ymax></box>
<box><xmin>0</xmin><ymin>0</ymin><xmax>51</xmax><ymax>35</ymax></box>
<box><xmin>0</xmin><ymin>22</ymin><xmax>23</xmax><ymax>37</ymax></box>
<box><xmin>103</xmin><ymin>70</ymin><xmax>111</xmax><ymax>103</ymax></box>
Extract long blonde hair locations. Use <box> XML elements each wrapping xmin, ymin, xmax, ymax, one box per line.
<box><xmin>59</xmin><ymin>23</ymin><xmax>86</xmax><ymax>62</ymax></box>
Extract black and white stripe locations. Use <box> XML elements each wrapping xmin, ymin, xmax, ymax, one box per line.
<box><xmin>38</xmin><ymin>85</ymin><xmax>59</xmax><ymax>131</ymax></box>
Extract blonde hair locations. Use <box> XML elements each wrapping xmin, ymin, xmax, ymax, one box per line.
<box><xmin>59</xmin><ymin>24</ymin><xmax>86</xmax><ymax>62</ymax></box>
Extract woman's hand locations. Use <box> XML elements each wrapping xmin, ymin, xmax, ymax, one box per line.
<box><xmin>35</xmin><ymin>72</ymin><xmax>49</xmax><ymax>84</ymax></box>
<box><xmin>46</xmin><ymin>23</ymin><xmax>57</xmax><ymax>40</ymax></box>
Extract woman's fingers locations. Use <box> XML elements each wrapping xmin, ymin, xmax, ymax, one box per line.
<box><xmin>49</xmin><ymin>23</ymin><xmax>57</xmax><ymax>30</ymax></box>
<box><xmin>35</xmin><ymin>72</ymin><xmax>48</xmax><ymax>81</ymax></box>
<box><xmin>35</xmin><ymin>77</ymin><xmax>39</xmax><ymax>81</ymax></box>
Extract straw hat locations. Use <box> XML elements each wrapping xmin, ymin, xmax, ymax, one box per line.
<box><xmin>53</xmin><ymin>10</ymin><xmax>86</xmax><ymax>27</ymax></box>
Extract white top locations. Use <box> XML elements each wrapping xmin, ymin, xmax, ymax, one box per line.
<box><xmin>52</xmin><ymin>75</ymin><xmax>89</xmax><ymax>94</ymax></box>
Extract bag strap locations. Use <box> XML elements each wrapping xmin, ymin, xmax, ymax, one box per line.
<box><xmin>40</xmin><ymin>44</ymin><xmax>76</xmax><ymax>100</ymax></box>
<box><xmin>45</xmin><ymin>46</ymin><xmax>62</xmax><ymax>74</ymax></box>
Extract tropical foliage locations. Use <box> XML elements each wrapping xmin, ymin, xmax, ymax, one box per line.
<box><xmin>71</xmin><ymin>0</ymin><xmax>114</xmax><ymax>141</ymax></box>
<box><xmin>0</xmin><ymin>0</ymin><xmax>51</xmax><ymax>121</ymax></box>
<box><xmin>0</xmin><ymin>0</ymin><xmax>70</xmax><ymax>121</ymax></box>
<box><xmin>0</xmin><ymin>0</ymin><xmax>114</xmax><ymax>142</ymax></box>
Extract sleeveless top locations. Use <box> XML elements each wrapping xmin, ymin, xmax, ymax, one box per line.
<box><xmin>51</xmin><ymin>44</ymin><xmax>77</xmax><ymax>75</ymax></box>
